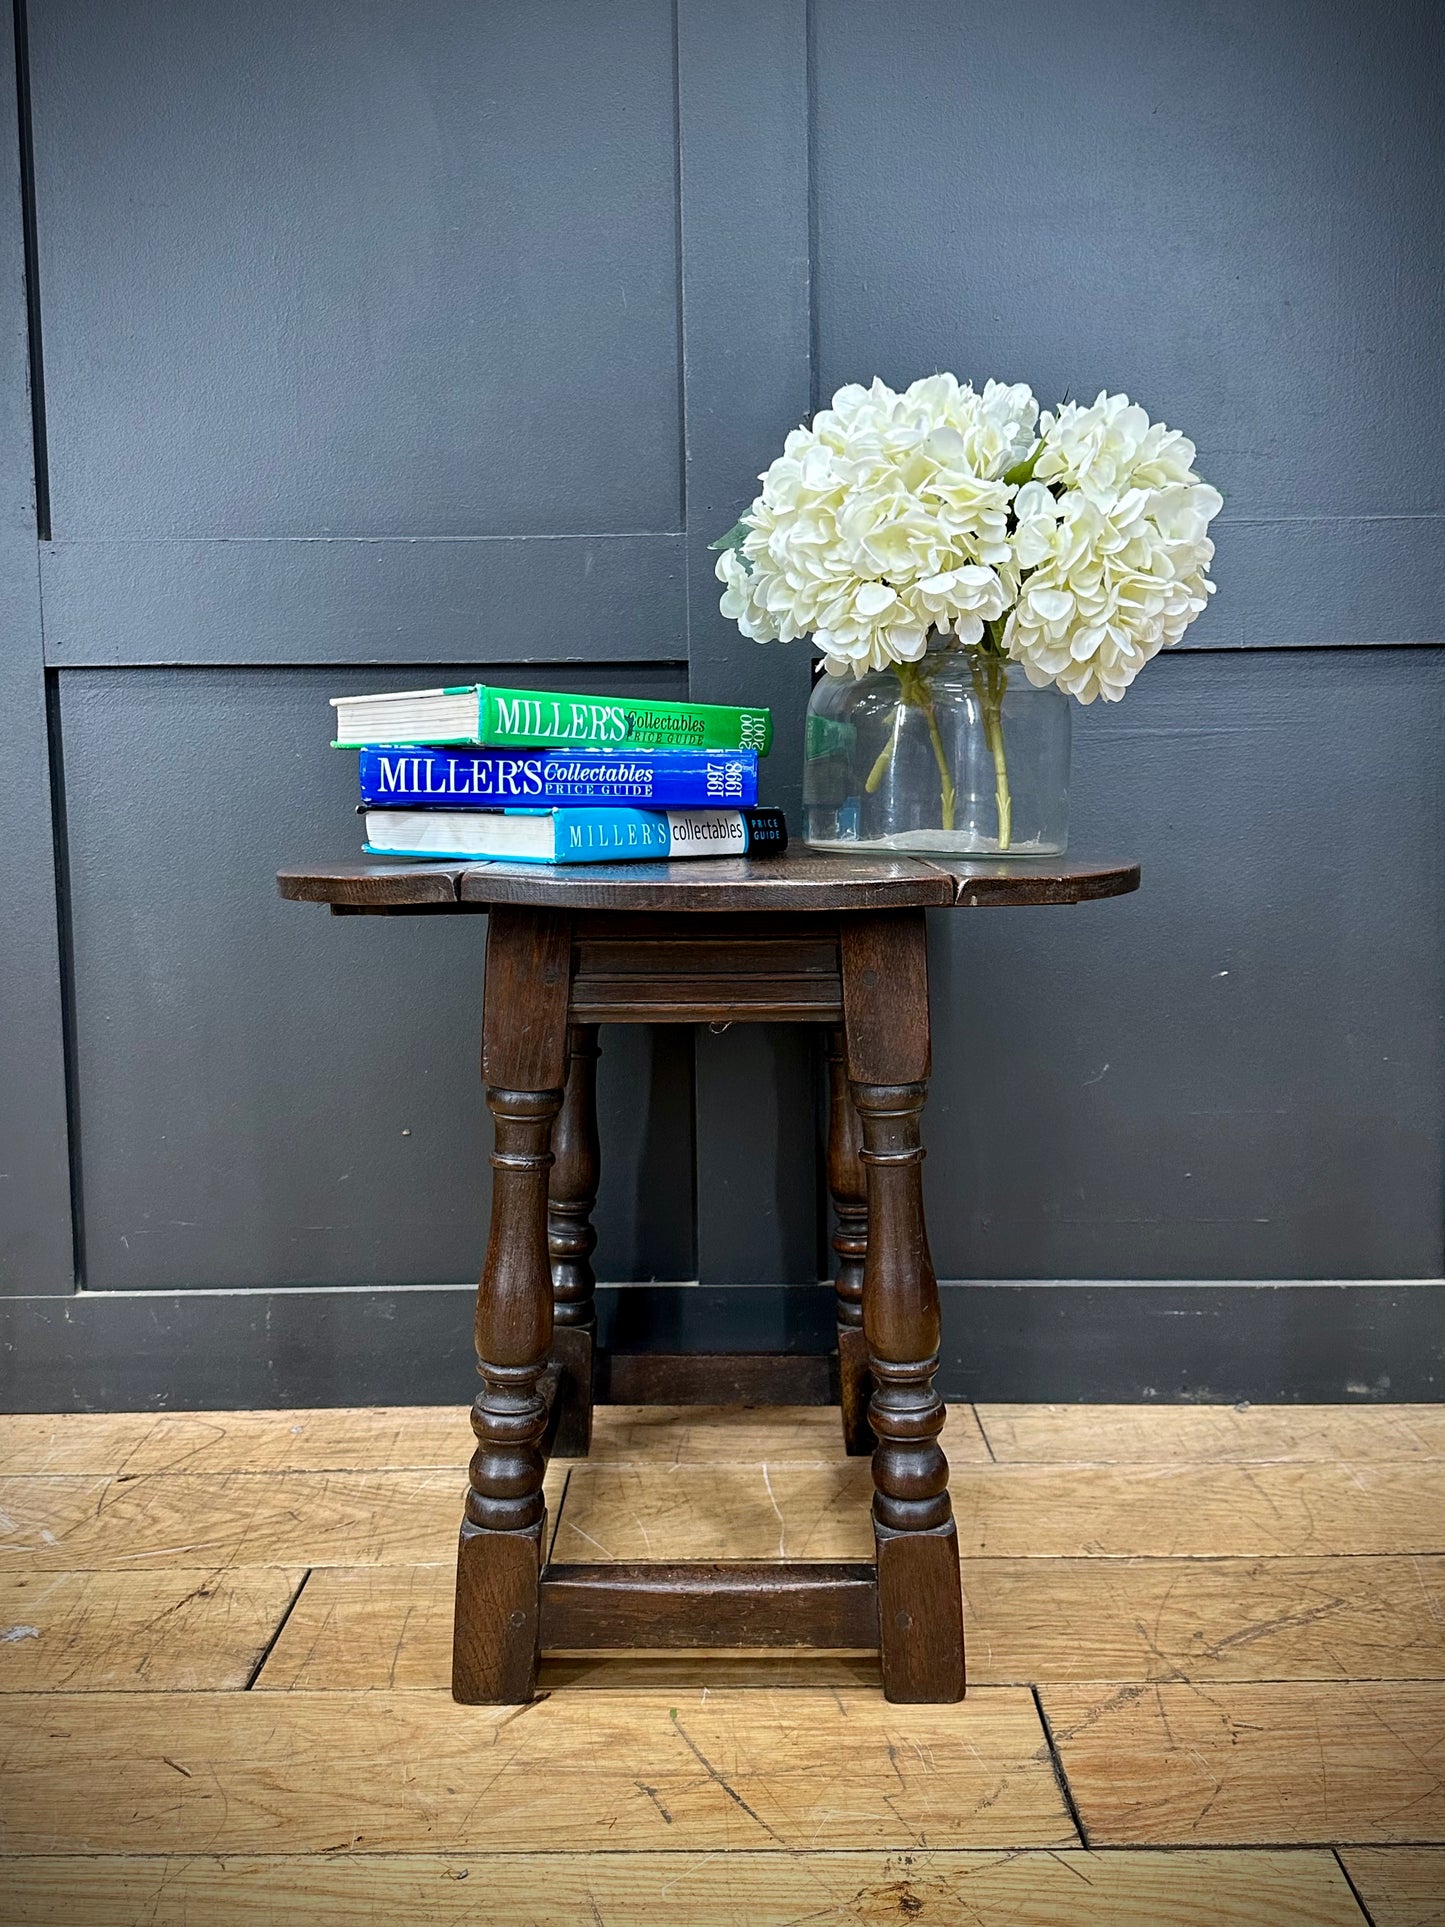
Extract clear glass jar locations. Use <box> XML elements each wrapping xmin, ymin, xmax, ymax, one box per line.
<box><xmin>803</xmin><ymin>645</ymin><xmax>1071</xmax><ymax>855</ymax></box>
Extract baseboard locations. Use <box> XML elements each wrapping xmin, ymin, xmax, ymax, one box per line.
<box><xmin>0</xmin><ymin>1280</ymin><xmax>1439</xmax><ymax>1411</ymax></box>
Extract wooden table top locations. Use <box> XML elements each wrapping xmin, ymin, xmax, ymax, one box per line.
<box><xmin>277</xmin><ymin>848</ymin><xmax>1141</xmax><ymax>913</ymax></box>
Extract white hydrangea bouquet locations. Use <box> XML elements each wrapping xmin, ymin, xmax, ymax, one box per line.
<box><xmin>713</xmin><ymin>375</ymin><xmax>1221</xmax><ymax>851</ymax></box>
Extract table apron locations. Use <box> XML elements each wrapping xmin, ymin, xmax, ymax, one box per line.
<box><xmin>569</xmin><ymin>928</ymin><xmax>844</xmax><ymax>1024</ymax></box>
<box><xmin>569</xmin><ymin>980</ymin><xmax>843</xmax><ymax>1023</ymax></box>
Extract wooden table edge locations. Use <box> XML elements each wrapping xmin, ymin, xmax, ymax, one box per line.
<box><xmin>276</xmin><ymin>863</ymin><xmax>466</xmax><ymax>906</ymax></box>
<box><xmin>276</xmin><ymin>854</ymin><xmax>1141</xmax><ymax>912</ymax></box>
<box><xmin>916</xmin><ymin>857</ymin><xmax>1142</xmax><ymax>906</ymax></box>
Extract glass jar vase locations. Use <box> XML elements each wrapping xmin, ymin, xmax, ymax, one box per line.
<box><xmin>803</xmin><ymin>645</ymin><xmax>1071</xmax><ymax>855</ymax></box>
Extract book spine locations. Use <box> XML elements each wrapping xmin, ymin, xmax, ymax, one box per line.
<box><xmin>552</xmin><ymin>807</ymin><xmax>787</xmax><ymax>863</ymax></box>
<box><xmin>357</xmin><ymin>746</ymin><xmax>759</xmax><ymax>809</ymax></box>
<box><xmin>478</xmin><ymin>688</ymin><xmax>772</xmax><ymax>755</ymax></box>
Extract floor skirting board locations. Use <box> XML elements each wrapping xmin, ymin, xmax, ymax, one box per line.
<box><xmin>0</xmin><ymin>1281</ymin><xmax>1439</xmax><ymax>1411</ymax></box>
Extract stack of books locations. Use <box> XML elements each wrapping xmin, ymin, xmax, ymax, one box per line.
<box><xmin>330</xmin><ymin>682</ymin><xmax>786</xmax><ymax>865</ymax></box>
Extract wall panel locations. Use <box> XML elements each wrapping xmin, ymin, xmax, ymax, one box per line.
<box><xmin>60</xmin><ymin>665</ymin><xmax>695</xmax><ymax>1290</ymax></box>
<box><xmin>0</xmin><ymin>0</ymin><xmax>72</xmax><ymax>1295</ymax></box>
<box><xmin>811</xmin><ymin>0</ymin><xmax>1444</xmax><ymax>647</ymax></box>
<box><xmin>924</xmin><ymin>647</ymin><xmax>1445</xmax><ymax>1281</ymax></box>
<box><xmin>30</xmin><ymin>0</ymin><xmax>683</xmax><ymax>539</ymax></box>
<box><xmin>23</xmin><ymin>0</ymin><xmax>699</xmax><ymax>1306</ymax></box>
<box><xmin>38</xmin><ymin>534</ymin><xmax>687</xmax><ymax>668</ymax></box>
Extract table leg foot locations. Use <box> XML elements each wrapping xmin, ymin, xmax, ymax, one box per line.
<box><xmin>875</xmin><ymin>1518</ymin><xmax>966</xmax><ymax>1703</ymax></box>
<box><xmin>453</xmin><ymin>1516</ymin><xmax>545</xmax><ymax>1704</ymax></box>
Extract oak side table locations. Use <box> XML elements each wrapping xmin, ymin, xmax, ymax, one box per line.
<box><xmin>279</xmin><ymin>848</ymin><xmax>1139</xmax><ymax>1703</ymax></box>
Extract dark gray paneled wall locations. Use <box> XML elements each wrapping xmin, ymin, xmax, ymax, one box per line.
<box><xmin>1</xmin><ymin>0</ymin><xmax>1442</xmax><ymax>1403</ymax></box>
<box><xmin>34</xmin><ymin>0</ymin><xmax>683</xmax><ymax>538</ymax></box>
<box><xmin>813</xmin><ymin>0</ymin><xmax>1444</xmax><ymax>650</ymax></box>
<box><xmin>808</xmin><ymin>0</ymin><xmax>1444</xmax><ymax>1284</ymax></box>
<box><xmin>925</xmin><ymin>648</ymin><xmax>1445</xmax><ymax>1280</ymax></box>
<box><xmin>0</xmin><ymin>1</ymin><xmax>72</xmax><ymax>1297</ymax></box>
<box><xmin>18</xmin><ymin>0</ymin><xmax>707</xmax><ymax>1295</ymax></box>
<box><xmin>60</xmin><ymin>666</ymin><xmax>695</xmax><ymax>1290</ymax></box>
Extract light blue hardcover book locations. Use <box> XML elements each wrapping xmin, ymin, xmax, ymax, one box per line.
<box><xmin>357</xmin><ymin>744</ymin><xmax>758</xmax><ymax>810</ymax></box>
<box><xmin>362</xmin><ymin>805</ymin><xmax>788</xmax><ymax>864</ymax></box>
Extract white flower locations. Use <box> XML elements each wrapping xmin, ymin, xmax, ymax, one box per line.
<box><xmin>716</xmin><ymin>378</ymin><xmax>1220</xmax><ymax>698</ymax></box>
<box><xmin>714</xmin><ymin>375</ymin><xmax>1033</xmax><ymax>678</ymax></box>
<box><xmin>1009</xmin><ymin>480</ymin><xmax>1061</xmax><ymax>570</ymax></box>
<box><xmin>1002</xmin><ymin>392</ymin><xmax>1222</xmax><ymax>702</ymax></box>
<box><xmin>1033</xmin><ymin>390</ymin><xmax>1202</xmax><ymax>504</ymax></box>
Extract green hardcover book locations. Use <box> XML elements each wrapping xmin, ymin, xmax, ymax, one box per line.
<box><xmin>330</xmin><ymin>684</ymin><xmax>772</xmax><ymax>754</ymax></box>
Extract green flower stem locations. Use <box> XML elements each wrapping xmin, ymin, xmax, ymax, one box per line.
<box><xmin>863</xmin><ymin>699</ymin><xmax>904</xmax><ymax>796</ymax></box>
<box><xmin>863</xmin><ymin>659</ymin><xmax>956</xmax><ymax>832</ymax></box>
<box><xmin>969</xmin><ymin>647</ymin><xmax>1013</xmax><ymax>851</ymax></box>
<box><xmin>904</xmin><ymin>661</ymin><xmax>958</xmax><ymax>833</ymax></box>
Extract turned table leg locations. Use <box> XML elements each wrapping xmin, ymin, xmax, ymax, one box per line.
<box><xmin>841</xmin><ymin>910</ymin><xmax>965</xmax><ymax>1704</ymax></box>
<box><xmin>826</xmin><ymin>1025</ymin><xmax>873</xmax><ymax>1455</ymax></box>
<box><xmin>453</xmin><ymin>907</ymin><xmax>572</xmax><ymax>1704</ymax></box>
<box><xmin>548</xmin><ymin>1023</ymin><xmax>601</xmax><ymax>1457</ymax></box>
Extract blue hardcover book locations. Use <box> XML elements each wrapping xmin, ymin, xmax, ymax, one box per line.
<box><xmin>362</xmin><ymin>805</ymin><xmax>788</xmax><ymax>864</ymax></box>
<box><xmin>357</xmin><ymin>744</ymin><xmax>758</xmax><ymax>810</ymax></box>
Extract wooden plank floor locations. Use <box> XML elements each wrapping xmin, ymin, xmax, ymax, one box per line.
<box><xmin>1</xmin><ymin>1401</ymin><xmax>1441</xmax><ymax>1925</ymax></box>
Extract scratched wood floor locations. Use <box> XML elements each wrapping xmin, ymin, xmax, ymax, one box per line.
<box><xmin>2</xmin><ymin>1402</ymin><xmax>1443</xmax><ymax>1925</ymax></box>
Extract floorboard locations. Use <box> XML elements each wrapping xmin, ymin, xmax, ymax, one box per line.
<box><xmin>976</xmin><ymin>1404</ymin><xmax>1445</xmax><ymax>1465</ymax></box>
<box><xmin>0</xmin><ymin>1568</ymin><xmax>303</xmax><ymax>1691</ymax></box>
<box><xmin>1338</xmin><ymin>1847</ymin><xmax>1445</xmax><ymax>1925</ymax></box>
<box><xmin>0</xmin><ymin>1407</ymin><xmax>472</xmax><ymax>1476</ymax></box>
<box><xmin>0</xmin><ymin>1686</ymin><xmax>1072</xmax><ymax>1855</ymax></box>
<box><xmin>553</xmin><ymin>1459</ymin><xmax>1445</xmax><ymax>1561</ymax></box>
<box><xmin>0</xmin><ymin>1849</ymin><xmax>1367</xmax><ymax>1925</ymax></box>
<box><xmin>1042</xmin><ymin>1681</ymin><xmax>1445</xmax><ymax>1845</ymax></box>
<box><xmin>252</xmin><ymin>1553</ymin><xmax>1445</xmax><ymax>1693</ymax></box>
<box><xmin>966</xmin><ymin>1554</ymin><xmax>1445</xmax><ymax>1683</ymax></box>
<box><xmin>0</xmin><ymin>1463</ymin><xmax>567</xmax><ymax>1572</ymax></box>
<box><xmin>0</xmin><ymin>1403</ymin><xmax>991</xmax><ymax>1475</ymax></box>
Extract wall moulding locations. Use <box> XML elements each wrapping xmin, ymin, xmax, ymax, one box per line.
<box><xmin>0</xmin><ymin>1281</ymin><xmax>1438</xmax><ymax>1411</ymax></box>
